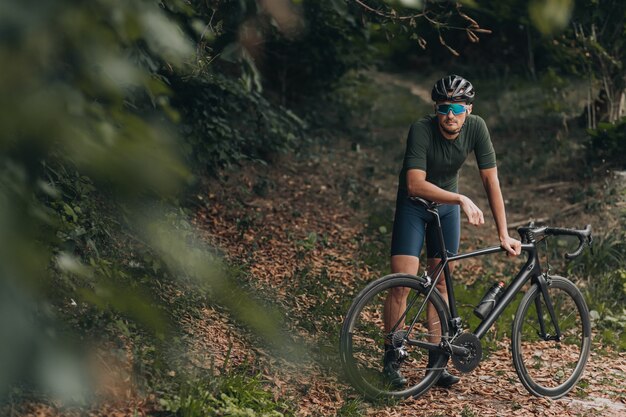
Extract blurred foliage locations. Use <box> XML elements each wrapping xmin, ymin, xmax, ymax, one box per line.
<box><xmin>0</xmin><ymin>0</ymin><xmax>195</xmax><ymax>401</ymax></box>
<box><xmin>587</xmin><ymin>118</ymin><xmax>626</xmax><ymax>168</ymax></box>
<box><xmin>527</xmin><ymin>0</ymin><xmax>626</xmax><ymax>126</ymax></box>
<box><xmin>529</xmin><ymin>0</ymin><xmax>574</xmax><ymax>35</ymax></box>
<box><xmin>0</xmin><ymin>0</ymin><xmax>397</xmax><ymax>407</ymax></box>
<box><xmin>187</xmin><ymin>0</ymin><xmax>372</xmax><ymax>101</ymax></box>
<box><xmin>259</xmin><ymin>0</ymin><xmax>372</xmax><ymax>99</ymax></box>
<box><xmin>0</xmin><ymin>0</ymin><xmax>305</xmax><ymax>405</ymax></box>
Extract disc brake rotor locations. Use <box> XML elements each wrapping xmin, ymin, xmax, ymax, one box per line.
<box><xmin>450</xmin><ymin>332</ymin><xmax>482</xmax><ymax>373</ymax></box>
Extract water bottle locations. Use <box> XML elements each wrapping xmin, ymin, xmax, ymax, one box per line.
<box><xmin>474</xmin><ymin>281</ymin><xmax>505</xmax><ymax>319</ymax></box>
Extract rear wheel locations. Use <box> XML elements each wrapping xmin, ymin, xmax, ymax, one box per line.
<box><xmin>339</xmin><ymin>274</ymin><xmax>450</xmax><ymax>399</ymax></box>
<box><xmin>511</xmin><ymin>275</ymin><xmax>591</xmax><ymax>398</ymax></box>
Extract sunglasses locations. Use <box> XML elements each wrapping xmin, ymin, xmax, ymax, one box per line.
<box><xmin>436</xmin><ymin>103</ymin><xmax>468</xmax><ymax>115</ymax></box>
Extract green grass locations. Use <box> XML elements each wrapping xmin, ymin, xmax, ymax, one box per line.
<box><xmin>461</xmin><ymin>405</ymin><xmax>477</xmax><ymax>417</ymax></box>
<box><xmin>160</xmin><ymin>368</ymin><xmax>294</xmax><ymax>417</ymax></box>
<box><xmin>358</xmin><ymin>209</ymin><xmax>394</xmax><ymax>275</ymax></box>
<box><xmin>336</xmin><ymin>398</ymin><xmax>364</xmax><ymax>417</ymax></box>
<box><xmin>574</xmin><ymin>378</ymin><xmax>591</xmax><ymax>399</ymax></box>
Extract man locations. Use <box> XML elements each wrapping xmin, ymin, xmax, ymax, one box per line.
<box><xmin>383</xmin><ymin>74</ymin><xmax>522</xmax><ymax>387</ymax></box>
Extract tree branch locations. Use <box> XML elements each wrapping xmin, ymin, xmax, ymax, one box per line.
<box><xmin>353</xmin><ymin>0</ymin><xmax>425</xmax><ymax>20</ymax></box>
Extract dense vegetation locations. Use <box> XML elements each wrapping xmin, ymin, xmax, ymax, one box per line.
<box><xmin>1</xmin><ymin>0</ymin><xmax>624</xmax><ymax>415</ymax></box>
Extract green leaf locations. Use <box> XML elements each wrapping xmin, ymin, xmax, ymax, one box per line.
<box><xmin>529</xmin><ymin>0</ymin><xmax>574</xmax><ymax>35</ymax></box>
<box><xmin>63</xmin><ymin>204</ymin><xmax>78</xmax><ymax>222</ymax></box>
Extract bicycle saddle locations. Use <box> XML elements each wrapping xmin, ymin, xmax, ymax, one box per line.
<box><xmin>408</xmin><ymin>196</ymin><xmax>441</xmax><ymax>210</ymax></box>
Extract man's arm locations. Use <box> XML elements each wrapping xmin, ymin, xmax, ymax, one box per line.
<box><xmin>407</xmin><ymin>169</ymin><xmax>485</xmax><ymax>226</ymax></box>
<box><xmin>479</xmin><ymin>167</ymin><xmax>521</xmax><ymax>256</ymax></box>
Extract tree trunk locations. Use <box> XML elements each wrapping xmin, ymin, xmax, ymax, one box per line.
<box><xmin>582</xmin><ymin>83</ymin><xmax>626</xmax><ymax>128</ymax></box>
<box><xmin>526</xmin><ymin>25</ymin><xmax>536</xmax><ymax>81</ymax></box>
<box><xmin>600</xmin><ymin>84</ymin><xmax>626</xmax><ymax>124</ymax></box>
<box><xmin>612</xmin><ymin>88</ymin><xmax>626</xmax><ymax>122</ymax></box>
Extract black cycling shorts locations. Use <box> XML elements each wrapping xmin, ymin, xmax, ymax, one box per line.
<box><xmin>390</xmin><ymin>190</ymin><xmax>460</xmax><ymax>258</ymax></box>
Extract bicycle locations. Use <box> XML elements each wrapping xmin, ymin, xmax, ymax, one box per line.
<box><xmin>339</xmin><ymin>197</ymin><xmax>593</xmax><ymax>400</ymax></box>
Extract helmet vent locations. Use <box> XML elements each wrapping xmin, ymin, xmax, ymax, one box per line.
<box><xmin>432</xmin><ymin>75</ymin><xmax>475</xmax><ymax>104</ymax></box>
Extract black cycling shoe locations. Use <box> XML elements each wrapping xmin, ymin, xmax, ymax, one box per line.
<box><xmin>382</xmin><ymin>345</ymin><xmax>408</xmax><ymax>388</ymax></box>
<box><xmin>434</xmin><ymin>369</ymin><xmax>460</xmax><ymax>387</ymax></box>
<box><xmin>427</xmin><ymin>351</ymin><xmax>460</xmax><ymax>388</ymax></box>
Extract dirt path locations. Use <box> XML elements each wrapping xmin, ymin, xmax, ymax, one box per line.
<box><xmin>193</xmin><ymin>72</ymin><xmax>626</xmax><ymax>416</ymax></box>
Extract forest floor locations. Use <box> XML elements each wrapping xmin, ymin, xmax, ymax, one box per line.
<box><xmin>189</xmin><ymin>72</ymin><xmax>626</xmax><ymax>416</ymax></box>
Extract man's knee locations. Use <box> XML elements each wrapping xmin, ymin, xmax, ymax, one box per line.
<box><xmin>389</xmin><ymin>286</ymin><xmax>411</xmax><ymax>299</ymax></box>
<box><xmin>390</xmin><ymin>255</ymin><xmax>420</xmax><ymax>275</ymax></box>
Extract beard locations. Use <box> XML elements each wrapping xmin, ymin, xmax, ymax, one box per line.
<box><xmin>439</xmin><ymin>121</ymin><xmax>462</xmax><ymax>136</ymax></box>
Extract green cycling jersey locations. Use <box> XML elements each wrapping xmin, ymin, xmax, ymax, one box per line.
<box><xmin>398</xmin><ymin>114</ymin><xmax>497</xmax><ymax>193</ymax></box>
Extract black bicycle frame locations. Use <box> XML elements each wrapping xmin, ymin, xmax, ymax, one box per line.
<box><xmin>423</xmin><ymin>205</ymin><xmax>550</xmax><ymax>341</ymax></box>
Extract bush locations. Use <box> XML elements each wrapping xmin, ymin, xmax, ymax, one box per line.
<box><xmin>259</xmin><ymin>0</ymin><xmax>371</xmax><ymax>99</ymax></box>
<box><xmin>587</xmin><ymin>118</ymin><xmax>626</xmax><ymax>168</ymax></box>
<box><xmin>174</xmin><ymin>73</ymin><xmax>306</xmax><ymax>171</ymax></box>
<box><xmin>569</xmin><ymin>230</ymin><xmax>626</xmax><ymax>347</ymax></box>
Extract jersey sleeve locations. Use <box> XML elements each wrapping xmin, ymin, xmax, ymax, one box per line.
<box><xmin>403</xmin><ymin>121</ymin><xmax>430</xmax><ymax>171</ymax></box>
<box><xmin>473</xmin><ymin>116</ymin><xmax>497</xmax><ymax>169</ymax></box>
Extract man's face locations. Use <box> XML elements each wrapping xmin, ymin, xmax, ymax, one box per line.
<box><xmin>435</xmin><ymin>101</ymin><xmax>472</xmax><ymax>136</ymax></box>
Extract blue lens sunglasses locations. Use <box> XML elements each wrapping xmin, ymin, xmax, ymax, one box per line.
<box><xmin>436</xmin><ymin>103</ymin><xmax>467</xmax><ymax>115</ymax></box>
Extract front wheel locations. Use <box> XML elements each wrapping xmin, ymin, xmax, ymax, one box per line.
<box><xmin>339</xmin><ymin>274</ymin><xmax>450</xmax><ymax>399</ymax></box>
<box><xmin>511</xmin><ymin>275</ymin><xmax>591</xmax><ymax>398</ymax></box>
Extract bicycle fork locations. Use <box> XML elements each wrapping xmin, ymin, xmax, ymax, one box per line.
<box><xmin>534</xmin><ymin>273</ymin><xmax>562</xmax><ymax>342</ymax></box>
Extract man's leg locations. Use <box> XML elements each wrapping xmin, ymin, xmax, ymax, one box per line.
<box><xmin>425</xmin><ymin>258</ymin><xmax>455</xmax><ymax>342</ymax></box>
<box><xmin>384</xmin><ymin>255</ymin><xmax>420</xmax><ymax>333</ymax></box>
<box><xmin>385</xmin><ymin>192</ymin><xmax>428</xmax><ymax>387</ymax></box>
<box><xmin>381</xmin><ymin>255</ymin><xmax>420</xmax><ymax>387</ymax></box>
<box><xmin>426</xmin><ymin>258</ymin><xmax>460</xmax><ymax>387</ymax></box>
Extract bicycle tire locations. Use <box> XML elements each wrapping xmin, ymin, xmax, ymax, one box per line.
<box><xmin>511</xmin><ymin>275</ymin><xmax>591</xmax><ymax>398</ymax></box>
<box><xmin>339</xmin><ymin>273</ymin><xmax>450</xmax><ymax>399</ymax></box>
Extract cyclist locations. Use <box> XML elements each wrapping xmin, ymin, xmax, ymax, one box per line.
<box><xmin>383</xmin><ymin>74</ymin><xmax>522</xmax><ymax>388</ymax></box>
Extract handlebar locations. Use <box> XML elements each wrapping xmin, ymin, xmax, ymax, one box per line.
<box><xmin>517</xmin><ymin>224</ymin><xmax>592</xmax><ymax>260</ymax></box>
<box><xmin>547</xmin><ymin>224</ymin><xmax>593</xmax><ymax>259</ymax></box>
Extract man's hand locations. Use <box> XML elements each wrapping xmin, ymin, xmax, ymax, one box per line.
<box><xmin>500</xmin><ymin>235</ymin><xmax>522</xmax><ymax>256</ymax></box>
<box><xmin>459</xmin><ymin>195</ymin><xmax>484</xmax><ymax>226</ymax></box>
